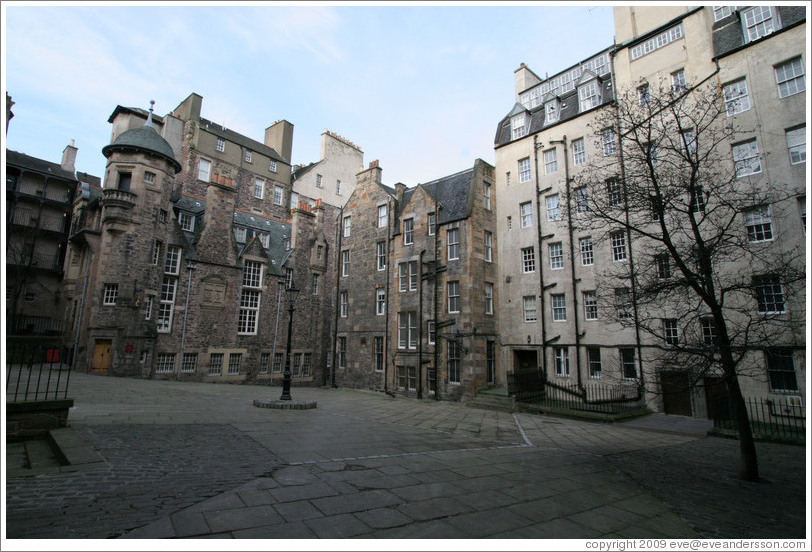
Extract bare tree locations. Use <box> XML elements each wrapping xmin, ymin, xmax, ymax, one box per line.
<box><xmin>574</xmin><ymin>78</ymin><xmax>805</xmax><ymax>481</ymax></box>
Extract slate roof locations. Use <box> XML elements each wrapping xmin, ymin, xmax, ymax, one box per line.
<box><xmin>198</xmin><ymin>116</ymin><xmax>286</xmax><ymax>164</ymax></box>
<box><xmin>414</xmin><ymin>168</ymin><xmax>475</xmax><ymax>225</ymax></box>
<box><xmin>102</xmin><ymin>124</ymin><xmax>182</xmax><ymax>173</ymax></box>
<box><xmin>106</xmin><ymin>106</ymin><xmax>165</xmax><ymax>125</ymax></box>
<box><xmin>6</xmin><ymin>150</ymin><xmax>77</xmax><ymax>181</ymax></box>
<box><xmin>76</xmin><ymin>171</ymin><xmax>102</xmax><ymax>189</ymax></box>
<box><xmin>292</xmin><ymin>161</ymin><xmax>320</xmax><ymax>181</ymax></box>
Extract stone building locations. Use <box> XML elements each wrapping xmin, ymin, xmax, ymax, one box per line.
<box><xmin>62</xmin><ymin>95</ymin><xmax>336</xmax><ymax>387</ymax></box>
<box><xmin>292</xmin><ymin>130</ymin><xmax>364</xmax><ymax>208</ymax></box>
<box><xmin>6</xmin><ymin>144</ymin><xmax>86</xmax><ymax>337</ymax></box>
<box><xmin>334</xmin><ymin>158</ymin><xmax>497</xmax><ymax>401</ymax></box>
<box><xmin>493</xmin><ymin>5</ymin><xmax>806</xmax><ymax>415</ymax></box>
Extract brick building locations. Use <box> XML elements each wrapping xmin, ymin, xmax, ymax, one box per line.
<box><xmin>334</xmin><ymin>158</ymin><xmax>497</xmax><ymax>401</ymax></box>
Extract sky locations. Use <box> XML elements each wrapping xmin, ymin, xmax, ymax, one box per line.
<box><xmin>2</xmin><ymin>2</ymin><xmax>617</xmax><ymax>187</ymax></box>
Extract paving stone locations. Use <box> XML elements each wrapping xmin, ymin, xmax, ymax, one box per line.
<box><xmin>443</xmin><ymin>507</ymin><xmax>534</xmax><ymax>537</ymax></box>
<box><xmin>353</xmin><ymin>507</ymin><xmax>414</xmax><ymax>529</ymax></box>
<box><xmin>311</xmin><ymin>489</ymin><xmax>402</xmax><ymax>516</ymax></box>
<box><xmin>170</xmin><ymin>511</ymin><xmax>211</xmax><ymax>537</ymax></box>
<box><xmin>396</xmin><ymin>496</ymin><xmax>472</xmax><ymax>521</ymax></box>
<box><xmin>204</xmin><ymin>505</ymin><xmax>283</xmax><ymax>533</ymax></box>
<box><xmin>304</xmin><ymin>513</ymin><xmax>372</xmax><ymax>538</ymax></box>
<box><xmin>272</xmin><ymin>499</ymin><xmax>324</xmax><ymax>522</ymax></box>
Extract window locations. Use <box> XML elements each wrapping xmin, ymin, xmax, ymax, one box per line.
<box><xmin>645</xmin><ymin>141</ymin><xmax>659</xmax><ymax>165</ymax></box>
<box><xmin>545</xmin><ymin>101</ymin><xmax>559</xmax><ymax>124</ymax></box>
<box><xmin>337</xmin><ymin>337</ymin><xmax>347</xmax><ymax>369</ymax></box>
<box><xmin>376</xmin><ymin>288</ymin><xmax>386</xmax><ymax>315</ymax></box>
<box><xmin>587</xmin><ymin>348</ymin><xmax>602</xmax><ymax>379</ymax></box>
<box><xmin>269</xmin><ymin>160</ymin><xmax>277</xmax><ymax>173</ymax></box>
<box><xmin>656</xmin><ymin>254</ymin><xmax>671</xmax><ymax>279</ymax></box>
<box><xmin>578</xmin><ymin>80</ymin><xmax>600</xmax><ymax>111</ymax></box>
<box><xmin>254</xmin><ymin>179</ymin><xmax>264</xmax><ymax>199</ymax></box>
<box><xmin>575</xmin><ymin>186</ymin><xmax>588</xmax><ymax>213</ymax></box>
<box><xmin>317</xmin><ymin>245</ymin><xmax>324</xmax><ymax>260</ymax></box>
<box><xmin>144</xmin><ymin>295</ymin><xmax>153</xmax><ymax>320</ymax></box>
<box><xmin>732</xmin><ymin>139</ymin><xmax>762</xmax><ymax>177</ymax></box>
<box><xmin>572</xmin><ymin>138</ymin><xmax>586</xmax><ymax>165</ymax></box>
<box><xmin>343</xmin><ymin>216</ymin><xmax>351</xmax><ymax>237</ymax></box>
<box><xmin>178</xmin><ymin>212</ymin><xmax>194</xmax><ymax>232</ymax></box>
<box><xmin>157</xmin><ymin>277</ymin><xmax>176</xmax><ymax>332</ymax></box>
<box><xmin>583</xmin><ymin>291</ymin><xmax>598</xmax><ymax>320</ymax></box>
<box><xmin>290</xmin><ymin>191</ymin><xmax>299</xmax><ymax>210</ymax></box>
<box><xmin>315</xmin><ymin>174</ymin><xmax>322</xmax><ymax>188</ymax></box>
<box><xmin>398</xmin><ymin>262</ymin><xmax>418</xmax><ymax>292</ymax></box>
<box><xmin>744</xmin><ymin>206</ymin><xmax>773</xmax><ymax>242</ymax></box>
<box><xmin>483</xmin><ymin>182</ymin><xmax>492</xmax><ymax>210</ymax></box>
<box><xmin>273</xmin><ymin>186</ymin><xmax>283</xmax><ymax>205</ymax></box>
<box><xmin>409</xmin><ymin>261</ymin><xmax>418</xmax><ymax>291</ymax></box>
<box><xmin>151</xmin><ymin>240</ymin><xmax>163</xmax><ymax>266</ymax></box>
<box><xmin>259</xmin><ymin>233</ymin><xmax>270</xmax><ymax>248</ymax></box>
<box><xmin>156</xmin><ymin>353</ymin><xmax>175</xmax><ymax>374</ymax></box>
<box><xmin>238</xmin><ymin>290</ymin><xmax>260</xmax><ymax>334</ymax></box>
<box><xmin>615</xmin><ymin>288</ymin><xmax>632</xmax><ymax>321</ymax></box>
<box><xmin>546</xmin><ymin>195</ymin><xmax>561</xmax><ymax>221</ymax></box>
<box><xmin>602</xmin><ymin>128</ymin><xmax>617</xmax><ymax>156</ymax></box>
<box><xmin>544</xmin><ymin>148</ymin><xmax>558</xmax><ymax>174</ymax></box>
<box><xmin>403</xmin><ymin>218</ymin><xmax>414</xmax><ymax>245</ymax></box>
<box><xmin>165</xmin><ymin>245</ymin><xmax>181</xmax><ymax>275</ymax></box>
<box><xmin>182</xmin><ymin>353</ymin><xmax>197</xmax><ymax>373</ymax></box>
<box><xmin>701</xmin><ymin>317</ymin><xmax>717</xmax><ymax>345</ymax></box>
<box><xmin>428</xmin><ymin>320</ymin><xmax>436</xmax><ymax>344</ymax></box>
<box><xmin>447</xmin><ymin>227</ymin><xmax>459</xmax><ymax>260</ymax></box>
<box><xmin>340</xmin><ymin>291</ymin><xmax>348</xmax><ymax>317</ymax></box>
<box><xmin>799</xmin><ymin>196</ymin><xmax>806</xmax><ymax>233</ymax></box>
<box><xmin>671</xmin><ymin>70</ymin><xmax>686</xmax><ymax>94</ymax></box>
<box><xmin>775</xmin><ymin>58</ymin><xmax>805</xmax><ymax>98</ymax></box>
<box><xmin>378</xmin><ymin>204</ymin><xmax>388</xmax><ymax>227</ymax></box>
<box><xmin>242</xmin><ymin>260</ymin><xmax>263</xmax><ymax>288</ymax></box>
<box><xmin>580</xmin><ymin>237</ymin><xmax>594</xmax><ymax>266</ymax></box>
<box><xmin>606</xmin><ymin>178</ymin><xmax>623</xmax><ymax>206</ymax></box>
<box><xmin>484</xmin><ymin>231</ymin><xmax>493</xmax><ymax>262</ymax></box>
<box><xmin>487</xmin><ymin>341</ymin><xmax>495</xmax><ymax>384</ymax></box>
<box><xmin>448</xmin><ymin>281</ymin><xmax>460</xmax><ymax>313</ymax></box>
<box><xmin>505</xmin><ymin>172</ymin><xmax>511</xmax><ymax>187</ymax></box>
<box><xmin>519</xmin><ymin>158</ymin><xmax>531</xmax><ymax>182</ymax></box>
<box><xmin>272</xmin><ymin>352</ymin><xmax>283</xmax><ymax>373</ymax></box>
<box><xmin>638</xmin><ymin>85</ymin><xmax>650</xmax><ymax>107</ymax></box>
<box><xmin>341</xmin><ymin>250</ymin><xmax>350</xmax><ymax>277</ymax></box>
<box><xmin>520</xmin><ymin>201</ymin><xmax>533</xmax><ymax>227</ymax></box>
<box><xmin>374</xmin><ymin>337</ymin><xmax>384</xmax><ymax>372</ymax></box>
<box><xmin>620</xmin><ymin>349</ymin><xmax>637</xmax><ymax>379</ymax></box>
<box><xmin>311</xmin><ymin>273</ymin><xmax>320</xmax><ymax>295</ymax></box>
<box><xmin>285</xmin><ymin>268</ymin><xmax>293</xmax><ymax>289</ymax></box>
<box><xmin>198</xmin><ymin>158</ymin><xmax>211</xmax><ymax>182</ymax></box>
<box><xmin>117</xmin><ymin>172</ymin><xmax>132</xmax><ymax>191</ymax></box>
<box><xmin>144</xmin><ymin>171</ymin><xmax>156</xmax><ymax>184</ymax></box>
<box><xmin>663</xmin><ymin>319</ymin><xmax>680</xmax><ymax>345</ymax></box>
<box><xmin>244</xmin><ymin>150</ymin><xmax>252</xmax><ymax>163</ymax></box>
<box><xmin>484</xmin><ymin>283</ymin><xmax>494</xmax><ymax>315</ymax></box>
<box><xmin>511</xmin><ymin>113</ymin><xmax>529</xmax><ymax>140</ymax></box>
<box><xmin>292</xmin><ymin>353</ymin><xmax>301</xmax><ymax>377</ymax></box>
<box><xmin>397</xmin><ymin>312</ymin><xmax>417</xmax><ymax>349</ymax></box>
<box><xmin>377</xmin><ymin>242</ymin><xmax>386</xmax><ymax>271</ymax></box>
<box><xmin>507</xmin><ymin>216</ymin><xmax>512</xmax><ymax>230</ymax></box>
<box><xmin>681</xmin><ymin>129</ymin><xmax>697</xmax><ymax>157</ymax></box>
<box><xmin>723</xmin><ymin>79</ymin><xmax>751</xmax><ymax>116</ymax></box>
<box><xmin>549</xmin><ymin>242</ymin><xmax>564</xmax><ymax>270</ymax></box>
<box><xmin>743</xmin><ymin>6</ymin><xmax>777</xmax><ymax>42</ymax></box>
<box><xmin>610</xmin><ymin>231</ymin><xmax>627</xmax><ymax>262</ymax></box>
<box><xmin>690</xmin><ymin>186</ymin><xmax>706</xmax><ymax>214</ymax></box>
<box><xmin>753</xmin><ymin>274</ymin><xmax>785</xmax><ymax>314</ymax></box>
<box><xmin>630</xmin><ymin>23</ymin><xmax>683</xmax><ymax>60</ymax></box>
<box><xmin>523</xmin><ymin>296</ymin><xmax>537</xmax><ymax>322</ymax></box>
<box><xmin>448</xmin><ymin>341</ymin><xmax>461</xmax><ymax>384</ymax></box>
<box><xmin>235</xmin><ymin>227</ymin><xmax>247</xmax><ymax>243</ymax></box>
<box><xmin>396</xmin><ymin>366</ymin><xmax>417</xmax><ymax>391</ymax></box>
<box><xmin>522</xmin><ymin>247</ymin><xmax>536</xmax><ymax>273</ymax></box>
<box><xmin>428</xmin><ymin>213</ymin><xmax>436</xmax><ymax>235</ymax></box>
<box><xmin>766</xmin><ymin>349</ymin><xmax>798</xmax><ymax>391</ymax></box>
<box><xmin>551</xmin><ymin>293</ymin><xmax>567</xmax><ymax>321</ymax></box>
<box><xmin>103</xmin><ymin>283</ymin><xmax>118</xmax><ymax>306</ymax></box>
<box><xmin>336</xmin><ymin>179</ymin><xmax>341</xmax><ymax>195</ymax></box>
<box><xmin>554</xmin><ymin>348</ymin><xmax>569</xmax><ymax>376</ymax></box>
<box><xmin>259</xmin><ymin>353</ymin><xmax>271</xmax><ymax>374</ymax></box>
<box><xmin>208</xmin><ymin>353</ymin><xmax>223</xmax><ymax>376</ymax></box>
<box><xmin>786</xmin><ymin>126</ymin><xmax>806</xmax><ymax>164</ymax></box>
<box><xmin>713</xmin><ymin>6</ymin><xmax>733</xmax><ymax>21</ymax></box>
<box><xmin>216</xmin><ymin>138</ymin><xmax>225</xmax><ymax>152</ymax></box>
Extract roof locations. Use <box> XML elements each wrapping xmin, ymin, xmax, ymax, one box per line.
<box><xmin>76</xmin><ymin>171</ymin><xmax>102</xmax><ymax>188</ymax></box>
<box><xmin>292</xmin><ymin>161</ymin><xmax>320</xmax><ymax>180</ymax></box>
<box><xmin>198</xmin><ymin>116</ymin><xmax>286</xmax><ymax>164</ymax></box>
<box><xmin>6</xmin><ymin>150</ymin><xmax>77</xmax><ymax>181</ymax></box>
<box><xmin>107</xmin><ymin>105</ymin><xmax>165</xmax><ymax>125</ymax></box>
<box><xmin>101</xmin><ymin>124</ymin><xmax>182</xmax><ymax>173</ymax></box>
<box><xmin>421</xmin><ymin>168</ymin><xmax>475</xmax><ymax>225</ymax></box>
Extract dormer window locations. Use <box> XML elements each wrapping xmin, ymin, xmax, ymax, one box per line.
<box><xmin>216</xmin><ymin>138</ymin><xmax>225</xmax><ymax>152</ymax></box>
<box><xmin>578</xmin><ymin>80</ymin><xmax>601</xmax><ymax>112</ymax></box>
<box><xmin>244</xmin><ymin>150</ymin><xmax>252</xmax><ymax>163</ymax></box>
<box><xmin>743</xmin><ymin>6</ymin><xmax>779</xmax><ymax>43</ymax></box>
<box><xmin>178</xmin><ymin>212</ymin><xmax>195</xmax><ymax>232</ymax></box>
<box><xmin>511</xmin><ymin>113</ymin><xmax>529</xmax><ymax>140</ymax></box>
<box><xmin>545</xmin><ymin>101</ymin><xmax>559</xmax><ymax>124</ymax></box>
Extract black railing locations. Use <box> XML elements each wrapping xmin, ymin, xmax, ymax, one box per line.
<box><xmin>6</xmin><ymin>345</ymin><xmax>72</xmax><ymax>402</ymax></box>
<box><xmin>6</xmin><ymin>315</ymin><xmax>66</xmax><ymax>336</ymax></box>
<box><xmin>711</xmin><ymin>395</ymin><xmax>805</xmax><ymax>443</ymax></box>
<box><xmin>508</xmin><ymin>372</ymin><xmax>646</xmax><ymax>415</ymax></box>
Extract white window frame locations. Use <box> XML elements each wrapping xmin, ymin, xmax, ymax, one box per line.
<box><xmin>511</xmin><ymin>113</ymin><xmax>529</xmax><ymax>140</ymax></box>
<box><xmin>519</xmin><ymin>158</ymin><xmax>531</xmax><ymax>182</ymax></box>
<box><xmin>551</xmin><ymin>293</ymin><xmax>567</xmax><ymax>322</ymax></box>
<box><xmin>254</xmin><ymin>178</ymin><xmax>264</xmax><ymax>199</ymax></box>
<box><xmin>377</xmin><ymin>241</ymin><xmax>386</xmax><ymax>271</ymax></box>
<box><xmin>580</xmin><ymin>237</ymin><xmax>594</xmax><ymax>266</ymax></box>
<box><xmin>447</xmin><ymin>227</ymin><xmax>459</xmax><ymax>260</ymax></box>
<box><xmin>671</xmin><ymin>70</ymin><xmax>687</xmax><ymax>94</ymax></box>
<box><xmin>523</xmin><ymin>295</ymin><xmax>537</xmax><ymax>322</ymax></box>
<box><xmin>484</xmin><ymin>282</ymin><xmax>494</xmax><ymax>315</ymax></box>
<box><xmin>610</xmin><ymin>231</ymin><xmax>627</xmax><ymax>262</ymax></box>
<box><xmin>343</xmin><ymin>215</ymin><xmax>351</xmax><ymax>237</ymax></box>
<box><xmin>544</xmin><ymin>148</ymin><xmax>558</xmax><ymax>174</ymax></box>
<box><xmin>403</xmin><ymin>218</ymin><xmax>414</xmax><ymax>245</ymax></box>
<box><xmin>340</xmin><ymin>291</ymin><xmax>348</xmax><ymax>317</ymax></box>
<box><xmin>520</xmin><ymin>201</ymin><xmax>533</xmax><ymax>228</ymax></box>
<box><xmin>572</xmin><ymin>138</ymin><xmax>586</xmax><ymax>165</ymax></box>
<box><xmin>723</xmin><ymin>78</ymin><xmax>751</xmax><ymax>116</ymax></box>
<box><xmin>775</xmin><ymin>58</ymin><xmax>805</xmax><ymax>99</ymax></box>
<box><xmin>244</xmin><ymin>150</ymin><xmax>252</xmax><ymax>163</ymax></box>
<box><xmin>521</xmin><ymin>247</ymin><xmax>535</xmax><ymax>273</ymax></box>
<box><xmin>732</xmin><ymin>139</ymin><xmax>762</xmax><ymax>177</ymax></box>
<box><xmin>583</xmin><ymin>291</ymin><xmax>598</xmax><ymax>320</ymax></box>
<box><xmin>549</xmin><ymin>242</ymin><xmax>564</xmax><ymax>270</ymax></box>
<box><xmin>376</xmin><ymin>288</ymin><xmax>386</xmax><ymax>316</ymax></box>
<box><xmin>428</xmin><ymin>213</ymin><xmax>436</xmax><ymax>236</ymax></box>
<box><xmin>165</xmin><ymin>245</ymin><xmax>181</xmax><ymax>275</ymax></box>
<box><xmin>602</xmin><ymin>128</ymin><xmax>617</xmax><ymax>156</ymax></box>
<box><xmin>743</xmin><ymin>6</ymin><xmax>778</xmax><ymax>43</ymax></box>
<box><xmin>744</xmin><ymin>205</ymin><xmax>774</xmax><ymax>243</ymax></box>
<box><xmin>103</xmin><ymin>283</ymin><xmax>118</xmax><ymax>306</ymax></box>
<box><xmin>273</xmin><ymin>186</ymin><xmax>283</xmax><ymax>206</ymax></box>
<box><xmin>554</xmin><ymin>347</ymin><xmax>570</xmax><ymax>377</ymax></box>
<box><xmin>786</xmin><ymin>126</ymin><xmax>806</xmax><ymax>164</ymax></box>
<box><xmin>269</xmin><ymin>160</ymin><xmax>277</xmax><ymax>173</ymax></box>
<box><xmin>198</xmin><ymin>158</ymin><xmax>211</xmax><ymax>182</ymax></box>
<box><xmin>238</xmin><ymin>289</ymin><xmax>261</xmax><ymax>334</ymax></box>
<box><xmin>483</xmin><ymin>182</ymin><xmax>492</xmax><ymax>210</ymax></box>
<box><xmin>578</xmin><ymin>80</ymin><xmax>600</xmax><ymax>111</ymax></box>
<box><xmin>663</xmin><ymin>319</ymin><xmax>680</xmax><ymax>345</ymax></box>
<box><xmin>546</xmin><ymin>194</ymin><xmax>561</xmax><ymax>221</ymax></box>
<box><xmin>575</xmin><ymin>186</ymin><xmax>588</xmax><ymax>213</ymax></box>
<box><xmin>447</xmin><ymin>281</ymin><xmax>460</xmax><ymax>313</ymax></box>
<box><xmin>377</xmin><ymin>204</ymin><xmax>388</xmax><ymax>227</ymax></box>
<box><xmin>178</xmin><ymin>212</ymin><xmax>195</xmax><ymax>232</ymax></box>
<box><xmin>484</xmin><ymin>231</ymin><xmax>493</xmax><ymax>262</ymax></box>
<box><xmin>215</xmin><ymin>138</ymin><xmax>225</xmax><ymax>152</ymax></box>
<box><xmin>341</xmin><ymin>250</ymin><xmax>350</xmax><ymax>277</ymax></box>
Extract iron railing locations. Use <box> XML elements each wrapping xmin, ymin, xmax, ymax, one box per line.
<box><xmin>508</xmin><ymin>372</ymin><xmax>646</xmax><ymax>415</ymax></box>
<box><xmin>711</xmin><ymin>395</ymin><xmax>805</xmax><ymax>443</ymax></box>
<box><xmin>6</xmin><ymin>345</ymin><xmax>72</xmax><ymax>402</ymax></box>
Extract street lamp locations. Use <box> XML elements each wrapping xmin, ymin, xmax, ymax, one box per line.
<box><xmin>280</xmin><ymin>281</ymin><xmax>300</xmax><ymax>401</ymax></box>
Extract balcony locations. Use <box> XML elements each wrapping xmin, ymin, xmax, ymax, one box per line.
<box><xmin>102</xmin><ymin>188</ymin><xmax>138</xmax><ymax>229</ymax></box>
<box><xmin>102</xmin><ymin>188</ymin><xmax>137</xmax><ymax>208</ymax></box>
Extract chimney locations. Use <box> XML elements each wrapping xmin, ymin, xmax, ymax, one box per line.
<box><xmin>265</xmin><ymin>120</ymin><xmax>294</xmax><ymax>163</ymax></box>
<box><xmin>395</xmin><ymin>182</ymin><xmax>407</xmax><ymax>204</ymax></box>
<box><xmin>61</xmin><ymin>139</ymin><xmax>78</xmax><ymax>173</ymax></box>
<box><xmin>195</xmin><ymin>180</ymin><xmax>238</xmax><ymax>265</ymax></box>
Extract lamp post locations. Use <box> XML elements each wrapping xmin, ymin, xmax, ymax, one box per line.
<box><xmin>280</xmin><ymin>282</ymin><xmax>300</xmax><ymax>401</ymax></box>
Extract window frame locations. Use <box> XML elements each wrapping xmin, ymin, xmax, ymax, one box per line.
<box><xmin>744</xmin><ymin>205</ymin><xmax>774</xmax><ymax>243</ymax></box>
<box><xmin>549</xmin><ymin>242</ymin><xmax>564</xmax><ymax>270</ymax></box>
<box><xmin>775</xmin><ymin>57</ymin><xmax>805</xmax><ymax>99</ymax></box>
<box><xmin>523</xmin><ymin>295</ymin><xmax>537</xmax><ymax>323</ymax></box>
<box><xmin>447</xmin><ymin>281</ymin><xmax>460</xmax><ymax>314</ymax></box>
<box><xmin>521</xmin><ymin>247</ymin><xmax>536</xmax><ymax>273</ymax></box>
<box><xmin>786</xmin><ymin>126</ymin><xmax>806</xmax><ymax>165</ymax></box>
<box><xmin>583</xmin><ymin>291</ymin><xmax>598</xmax><ymax>321</ymax></box>
<box><xmin>403</xmin><ymin>218</ymin><xmax>414</xmax><ymax>245</ymax></box>
<box><xmin>520</xmin><ymin>201</ymin><xmax>534</xmax><ymax>228</ymax></box>
<box><xmin>551</xmin><ymin>293</ymin><xmax>567</xmax><ymax>322</ymax></box>
<box><xmin>723</xmin><ymin>78</ymin><xmax>751</xmax><ymax>116</ymax></box>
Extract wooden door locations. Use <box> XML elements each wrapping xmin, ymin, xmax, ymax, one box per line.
<box><xmin>661</xmin><ymin>371</ymin><xmax>692</xmax><ymax>416</ymax></box>
<box><xmin>91</xmin><ymin>340</ymin><xmax>111</xmax><ymax>374</ymax></box>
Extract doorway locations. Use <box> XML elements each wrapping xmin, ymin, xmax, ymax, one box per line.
<box><xmin>91</xmin><ymin>340</ymin><xmax>112</xmax><ymax>374</ymax></box>
<box><xmin>661</xmin><ymin>371</ymin><xmax>692</xmax><ymax>416</ymax></box>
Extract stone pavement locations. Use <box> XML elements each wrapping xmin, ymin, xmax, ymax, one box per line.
<box><xmin>4</xmin><ymin>373</ymin><xmax>808</xmax><ymax>542</ymax></box>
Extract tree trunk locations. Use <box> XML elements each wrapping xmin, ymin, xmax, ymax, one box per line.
<box><xmin>724</xmin><ymin>369</ymin><xmax>759</xmax><ymax>481</ymax></box>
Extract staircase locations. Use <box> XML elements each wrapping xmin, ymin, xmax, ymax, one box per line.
<box><xmin>466</xmin><ymin>386</ymin><xmax>516</xmax><ymax>412</ymax></box>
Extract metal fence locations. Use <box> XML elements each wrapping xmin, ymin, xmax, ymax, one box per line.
<box><xmin>6</xmin><ymin>345</ymin><xmax>72</xmax><ymax>402</ymax></box>
<box><xmin>508</xmin><ymin>372</ymin><xmax>646</xmax><ymax>415</ymax></box>
<box><xmin>711</xmin><ymin>395</ymin><xmax>805</xmax><ymax>443</ymax></box>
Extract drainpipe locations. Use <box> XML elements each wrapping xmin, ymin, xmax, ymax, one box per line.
<box><xmin>418</xmin><ymin>249</ymin><xmax>426</xmax><ymax>399</ymax></box>
<box><xmin>71</xmin><ymin>247</ymin><xmax>93</xmax><ymax>371</ymax></box>
<box><xmin>384</xmin><ymin>197</ymin><xmax>393</xmax><ymax>397</ymax></box>
<box><xmin>532</xmin><ymin>135</ymin><xmax>548</xmax><ymax>379</ymax></box>
<box><xmin>551</xmin><ymin>136</ymin><xmax>583</xmax><ymax>389</ymax></box>
<box><xmin>270</xmin><ymin>279</ymin><xmax>283</xmax><ymax>382</ymax></box>
<box><xmin>331</xmin><ymin>207</ymin><xmax>343</xmax><ymax>388</ymax></box>
<box><xmin>177</xmin><ymin>261</ymin><xmax>195</xmax><ymax>380</ymax></box>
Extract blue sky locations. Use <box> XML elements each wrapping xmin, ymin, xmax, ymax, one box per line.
<box><xmin>3</xmin><ymin>2</ymin><xmax>616</xmax><ymax>186</ymax></box>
